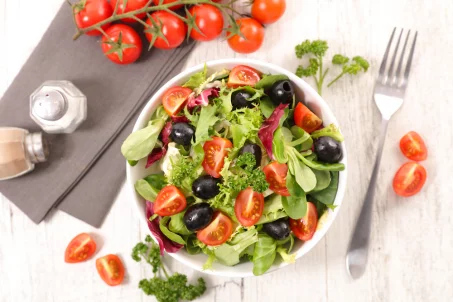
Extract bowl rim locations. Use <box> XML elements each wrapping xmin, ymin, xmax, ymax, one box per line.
<box><xmin>126</xmin><ymin>58</ymin><xmax>348</xmax><ymax>278</ymax></box>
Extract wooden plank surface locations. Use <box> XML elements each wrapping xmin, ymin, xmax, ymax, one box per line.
<box><xmin>1</xmin><ymin>0</ymin><xmax>453</xmax><ymax>301</ymax></box>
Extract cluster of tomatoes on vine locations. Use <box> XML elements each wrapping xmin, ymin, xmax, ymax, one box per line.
<box><xmin>73</xmin><ymin>0</ymin><xmax>286</xmax><ymax>65</ymax></box>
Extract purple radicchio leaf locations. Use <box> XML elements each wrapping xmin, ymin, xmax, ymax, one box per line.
<box><xmin>170</xmin><ymin>115</ymin><xmax>190</xmax><ymax>123</ymax></box>
<box><xmin>145</xmin><ymin>122</ymin><xmax>172</xmax><ymax>168</ymax></box>
<box><xmin>258</xmin><ymin>103</ymin><xmax>289</xmax><ymax>160</ymax></box>
<box><xmin>145</xmin><ymin>201</ymin><xmax>183</xmax><ymax>255</ymax></box>
<box><xmin>186</xmin><ymin>88</ymin><xmax>219</xmax><ymax>111</ymax></box>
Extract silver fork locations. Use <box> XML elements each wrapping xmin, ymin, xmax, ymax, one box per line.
<box><xmin>346</xmin><ymin>28</ymin><xmax>418</xmax><ymax>279</ymax></box>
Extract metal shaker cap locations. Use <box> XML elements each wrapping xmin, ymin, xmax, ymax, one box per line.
<box><xmin>31</xmin><ymin>90</ymin><xmax>68</xmax><ymax>121</ymax></box>
<box><xmin>25</xmin><ymin>132</ymin><xmax>49</xmax><ymax>163</ymax></box>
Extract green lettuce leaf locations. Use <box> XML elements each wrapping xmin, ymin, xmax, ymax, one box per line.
<box><xmin>194</xmin><ymin>105</ymin><xmax>219</xmax><ymax>145</ymax></box>
<box><xmin>183</xmin><ymin>64</ymin><xmax>207</xmax><ymax>89</ymax></box>
<box><xmin>214</xmin><ymin>228</ymin><xmax>259</xmax><ymax>266</ymax></box>
<box><xmin>255</xmin><ymin>74</ymin><xmax>289</xmax><ymax>90</ymax></box>
<box><xmin>311</xmin><ymin>123</ymin><xmax>344</xmax><ymax>142</ymax></box>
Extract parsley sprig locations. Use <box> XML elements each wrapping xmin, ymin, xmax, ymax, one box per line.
<box><xmin>295</xmin><ymin>40</ymin><xmax>369</xmax><ymax>95</ymax></box>
<box><xmin>132</xmin><ymin>235</ymin><xmax>207</xmax><ymax>302</ymax></box>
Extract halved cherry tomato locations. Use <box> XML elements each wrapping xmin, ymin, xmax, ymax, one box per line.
<box><xmin>227</xmin><ymin>65</ymin><xmax>261</xmax><ymax>88</ymax></box>
<box><xmin>197</xmin><ymin>211</ymin><xmax>233</xmax><ymax>246</ymax></box>
<box><xmin>96</xmin><ymin>254</ymin><xmax>125</xmax><ymax>286</ymax></box>
<box><xmin>64</xmin><ymin>233</ymin><xmax>97</xmax><ymax>263</ymax></box>
<box><xmin>154</xmin><ymin>185</ymin><xmax>187</xmax><ymax>216</ymax></box>
<box><xmin>293</xmin><ymin>102</ymin><xmax>323</xmax><ymax>133</ymax></box>
<box><xmin>234</xmin><ymin>187</ymin><xmax>264</xmax><ymax>226</ymax></box>
<box><xmin>162</xmin><ymin>86</ymin><xmax>192</xmax><ymax>116</ymax></box>
<box><xmin>290</xmin><ymin>202</ymin><xmax>318</xmax><ymax>241</ymax></box>
<box><xmin>153</xmin><ymin>0</ymin><xmax>183</xmax><ymax>10</ymax></box>
<box><xmin>202</xmin><ymin>137</ymin><xmax>233</xmax><ymax>178</ymax></box>
<box><xmin>74</xmin><ymin>0</ymin><xmax>113</xmax><ymax>36</ymax></box>
<box><xmin>110</xmin><ymin>0</ymin><xmax>148</xmax><ymax>23</ymax></box>
<box><xmin>251</xmin><ymin>0</ymin><xmax>286</xmax><ymax>25</ymax></box>
<box><xmin>393</xmin><ymin>162</ymin><xmax>427</xmax><ymax>197</ymax></box>
<box><xmin>400</xmin><ymin>131</ymin><xmax>427</xmax><ymax>161</ymax></box>
<box><xmin>263</xmin><ymin>162</ymin><xmax>290</xmax><ymax>196</ymax></box>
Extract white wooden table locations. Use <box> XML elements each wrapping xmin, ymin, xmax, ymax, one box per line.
<box><xmin>1</xmin><ymin>1</ymin><xmax>453</xmax><ymax>301</ymax></box>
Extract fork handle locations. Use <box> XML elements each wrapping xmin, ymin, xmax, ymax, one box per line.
<box><xmin>346</xmin><ymin>118</ymin><xmax>389</xmax><ymax>279</ymax></box>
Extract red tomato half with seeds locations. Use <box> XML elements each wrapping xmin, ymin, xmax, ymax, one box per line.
<box><xmin>202</xmin><ymin>137</ymin><xmax>233</xmax><ymax>178</ymax></box>
<box><xmin>96</xmin><ymin>254</ymin><xmax>125</xmax><ymax>286</ymax></box>
<box><xmin>393</xmin><ymin>162</ymin><xmax>427</xmax><ymax>197</ymax></box>
<box><xmin>293</xmin><ymin>102</ymin><xmax>323</xmax><ymax>133</ymax></box>
<box><xmin>162</xmin><ymin>86</ymin><xmax>192</xmax><ymax>116</ymax></box>
<box><xmin>188</xmin><ymin>4</ymin><xmax>224</xmax><ymax>41</ymax></box>
<box><xmin>153</xmin><ymin>0</ymin><xmax>183</xmax><ymax>10</ymax></box>
<box><xmin>399</xmin><ymin>131</ymin><xmax>427</xmax><ymax>161</ymax></box>
<box><xmin>64</xmin><ymin>233</ymin><xmax>97</xmax><ymax>263</ymax></box>
<box><xmin>101</xmin><ymin>24</ymin><xmax>142</xmax><ymax>65</ymax></box>
<box><xmin>145</xmin><ymin>11</ymin><xmax>187</xmax><ymax>49</ymax></box>
<box><xmin>74</xmin><ymin>0</ymin><xmax>113</xmax><ymax>36</ymax></box>
<box><xmin>197</xmin><ymin>211</ymin><xmax>233</xmax><ymax>246</ymax></box>
<box><xmin>290</xmin><ymin>202</ymin><xmax>318</xmax><ymax>241</ymax></box>
<box><xmin>234</xmin><ymin>187</ymin><xmax>264</xmax><ymax>226</ymax></box>
<box><xmin>227</xmin><ymin>65</ymin><xmax>261</xmax><ymax>88</ymax></box>
<box><xmin>154</xmin><ymin>185</ymin><xmax>187</xmax><ymax>216</ymax></box>
<box><xmin>110</xmin><ymin>0</ymin><xmax>149</xmax><ymax>23</ymax></box>
<box><xmin>263</xmin><ymin>162</ymin><xmax>290</xmax><ymax>196</ymax></box>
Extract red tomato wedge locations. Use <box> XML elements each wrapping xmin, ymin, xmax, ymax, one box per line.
<box><xmin>227</xmin><ymin>65</ymin><xmax>261</xmax><ymax>88</ymax></box>
<box><xmin>64</xmin><ymin>233</ymin><xmax>97</xmax><ymax>263</ymax></box>
<box><xmin>393</xmin><ymin>162</ymin><xmax>427</xmax><ymax>197</ymax></box>
<box><xmin>154</xmin><ymin>185</ymin><xmax>187</xmax><ymax>216</ymax></box>
<box><xmin>202</xmin><ymin>137</ymin><xmax>233</xmax><ymax>178</ymax></box>
<box><xmin>197</xmin><ymin>211</ymin><xmax>233</xmax><ymax>246</ymax></box>
<box><xmin>293</xmin><ymin>102</ymin><xmax>323</xmax><ymax>133</ymax></box>
<box><xmin>263</xmin><ymin>162</ymin><xmax>290</xmax><ymax>196</ymax></box>
<box><xmin>162</xmin><ymin>86</ymin><xmax>192</xmax><ymax>116</ymax></box>
<box><xmin>234</xmin><ymin>187</ymin><xmax>264</xmax><ymax>226</ymax></box>
<box><xmin>290</xmin><ymin>202</ymin><xmax>318</xmax><ymax>241</ymax></box>
<box><xmin>400</xmin><ymin>131</ymin><xmax>427</xmax><ymax>161</ymax></box>
<box><xmin>96</xmin><ymin>254</ymin><xmax>125</xmax><ymax>286</ymax></box>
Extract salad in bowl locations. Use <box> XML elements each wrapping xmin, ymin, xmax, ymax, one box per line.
<box><xmin>123</xmin><ymin>59</ymin><xmax>347</xmax><ymax>277</ymax></box>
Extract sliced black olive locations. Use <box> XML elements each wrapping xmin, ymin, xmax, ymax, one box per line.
<box><xmin>239</xmin><ymin>143</ymin><xmax>262</xmax><ymax>168</ymax></box>
<box><xmin>262</xmin><ymin>218</ymin><xmax>291</xmax><ymax>240</ymax></box>
<box><xmin>171</xmin><ymin>122</ymin><xmax>195</xmax><ymax>146</ymax></box>
<box><xmin>314</xmin><ymin>136</ymin><xmax>343</xmax><ymax>163</ymax></box>
<box><xmin>192</xmin><ymin>175</ymin><xmax>221</xmax><ymax>199</ymax></box>
<box><xmin>183</xmin><ymin>203</ymin><xmax>214</xmax><ymax>232</ymax></box>
<box><xmin>268</xmin><ymin>80</ymin><xmax>295</xmax><ymax>106</ymax></box>
<box><xmin>232</xmin><ymin>90</ymin><xmax>255</xmax><ymax>110</ymax></box>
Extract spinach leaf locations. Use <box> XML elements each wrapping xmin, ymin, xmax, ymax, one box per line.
<box><xmin>297</xmin><ymin>152</ymin><xmax>345</xmax><ymax>171</ymax></box>
<box><xmin>144</xmin><ymin>174</ymin><xmax>167</xmax><ymax>190</ymax></box>
<box><xmin>182</xmin><ymin>64</ymin><xmax>207</xmax><ymax>89</ymax></box>
<box><xmin>310</xmin><ymin>171</ymin><xmax>339</xmax><ymax>206</ymax></box>
<box><xmin>311</xmin><ymin>123</ymin><xmax>344</xmax><ymax>142</ymax></box>
<box><xmin>135</xmin><ymin>179</ymin><xmax>159</xmax><ymax>201</ymax></box>
<box><xmin>290</xmin><ymin>125</ymin><xmax>313</xmax><ymax>151</ymax></box>
<box><xmin>128</xmin><ymin>160</ymin><xmax>138</xmax><ymax>166</ymax></box>
<box><xmin>257</xmin><ymin>194</ymin><xmax>288</xmax><ymax>224</ymax></box>
<box><xmin>194</xmin><ymin>105</ymin><xmax>219</xmax><ymax>145</ymax></box>
<box><xmin>159</xmin><ymin>217</ymin><xmax>186</xmax><ymax>245</ymax></box>
<box><xmin>255</xmin><ymin>74</ymin><xmax>289</xmax><ymax>90</ymax></box>
<box><xmin>282</xmin><ymin>172</ymin><xmax>307</xmax><ymax>219</ymax></box>
<box><xmin>287</xmin><ymin>151</ymin><xmax>317</xmax><ymax>192</ymax></box>
<box><xmin>121</xmin><ymin>112</ymin><xmax>168</xmax><ymax>161</ymax></box>
<box><xmin>185</xmin><ymin>235</ymin><xmax>202</xmax><ymax>255</ymax></box>
<box><xmin>214</xmin><ymin>228</ymin><xmax>258</xmax><ymax>266</ymax></box>
<box><xmin>311</xmin><ymin>169</ymin><xmax>331</xmax><ymax>192</ymax></box>
<box><xmin>272</xmin><ymin>128</ymin><xmax>288</xmax><ymax>163</ymax></box>
<box><xmin>259</xmin><ymin>96</ymin><xmax>275</xmax><ymax>118</ymax></box>
<box><xmin>219</xmin><ymin>86</ymin><xmax>264</xmax><ymax>114</ymax></box>
<box><xmin>169</xmin><ymin>212</ymin><xmax>192</xmax><ymax>235</ymax></box>
<box><xmin>253</xmin><ymin>233</ymin><xmax>277</xmax><ymax>276</ymax></box>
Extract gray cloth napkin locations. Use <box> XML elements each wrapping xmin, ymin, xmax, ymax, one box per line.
<box><xmin>0</xmin><ymin>3</ymin><xmax>196</xmax><ymax>227</ymax></box>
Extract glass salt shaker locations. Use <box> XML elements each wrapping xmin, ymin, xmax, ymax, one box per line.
<box><xmin>30</xmin><ymin>80</ymin><xmax>87</xmax><ymax>134</ymax></box>
<box><xmin>0</xmin><ymin>127</ymin><xmax>49</xmax><ymax>181</ymax></box>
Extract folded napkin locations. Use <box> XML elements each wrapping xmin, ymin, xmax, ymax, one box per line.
<box><xmin>0</xmin><ymin>3</ymin><xmax>196</xmax><ymax>227</ymax></box>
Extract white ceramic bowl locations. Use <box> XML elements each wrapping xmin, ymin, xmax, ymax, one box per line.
<box><xmin>126</xmin><ymin>58</ymin><xmax>347</xmax><ymax>278</ymax></box>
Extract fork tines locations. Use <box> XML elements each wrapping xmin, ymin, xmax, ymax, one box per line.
<box><xmin>378</xmin><ymin>28</ymin><xmax>418</xmax><ymax>88</ymax></box>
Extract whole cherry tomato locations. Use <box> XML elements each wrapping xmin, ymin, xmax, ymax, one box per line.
<box><xmin>110</xmin><ymin>0</ymin><xmax>149</xmax><ymax>23</ymax></box>
<box><xmin>251</xmin><ymin>0</ymin><xmax>286</xmax><ymax>24</ymax></box>
<box><xmin>227</xmin><ymin>17</ymin><xmax>265</xmax><ymax>54</ymax></box>
<box><xmin>74</xmin><ymin>0</ymin><xmax>113</xmax><ymax>36</ymax></box>
<box><xmin>145</xmin><ymin>11</ymin><xmax>187</xmax><ymax>49</ymax></box>
<box><xmin>101</xmin><ymin>24</ymin><xmax>142</xmax><ymax>64</ymax></box>
<box><xmin>188</xmin><ymin>4</ymin><xmax>224</xmax><ymax>41</ymax></box>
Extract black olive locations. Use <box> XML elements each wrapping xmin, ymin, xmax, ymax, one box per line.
<box><xmin>239</xmin><ymin>143</ymin><xmax>262</xmax><ymax>168</ymax></box>
<box><xmin>192</xmin><ymin>175</ymin><xmax>221</xmax><ymax>199</ymax></box>
<box><xmin>268</xmin><ymin>80</ymin><xmax>295</xmax><ymax>106</ymax></box>
<box><xmin>183</xmin><ymin>203</ymin><xmax>214</xmax><ymax>231</ymax></box>
<box><xmin>262</xmin><ymin>218</ymin><xmax>291</xmax><ymax>240</ymax></box>
<box><xmin>232</xmin><ymin>90</ymin><xmax>255</xmax><ymax>110</ymax></box>
<box><xmin>314</xmin><ymin>136</ymin><xmax>343</xmax><ymax>163</ymax></box>
<box><xmin>171</xmin><ymin>123</ymin><xmax>195</xmax><ymax>146</ymax></box>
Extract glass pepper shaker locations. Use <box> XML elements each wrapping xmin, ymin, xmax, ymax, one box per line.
<box><xmin>0</xmin><ymin>127</ymin><xmax>49</xmax><ymax>181</ymax></box>
<box><xmin>30</xmin><ymin>80</ymin><xmax>87</xmax><ymax>134</ymax></box>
